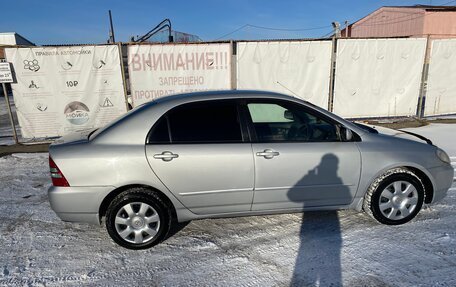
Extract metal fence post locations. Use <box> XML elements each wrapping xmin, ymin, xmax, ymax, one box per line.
<box><xmin>2</xmin><ymin>83</ymin><xmax>19</xmax><ymax>144</ymax></box>
<box><xmin>117</xmin><ymin>42</ymin><xmax>130</xmax><ymax>110</ymax></box>
<box><xmin>417</xmin><ymin>35</ymin><xmax>431</xmax><ymax>118</ymax></box>
<box><xmin>327</xmin><ymin>37</ymin><xmax>338</xmax><ymax>112</ymax></box>
<box><xmin>230</xmin><ymin>40</ymin><xmax>237</xmax><ymax>90</ymax></box>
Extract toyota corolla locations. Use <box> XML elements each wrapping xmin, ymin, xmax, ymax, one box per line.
<box><xmin>48</xmin><ymin>90</ymin><xmax>454</xmax><ymax>249</ymax></box>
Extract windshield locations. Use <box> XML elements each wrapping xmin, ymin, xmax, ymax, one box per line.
<box><xmin>352</xmin><ymin>122</ymin><xmax>379</xmax><ymax>134</ymax></box>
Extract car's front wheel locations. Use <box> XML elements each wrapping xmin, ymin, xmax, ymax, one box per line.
<box><xmin>363</xmin><ymin>168</ymin><xmax>425</xmax><ymax>225</ymax></box>
<box><xmin>105</xmin><ymin>188</ymin><xmax>172</xmax><ymax>249</ymax></box>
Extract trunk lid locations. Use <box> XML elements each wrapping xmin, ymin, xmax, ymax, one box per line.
<box><xmin>52</xmin><ymin>128</ymin><xmax>96</xmax><ymax>146</ymax></box>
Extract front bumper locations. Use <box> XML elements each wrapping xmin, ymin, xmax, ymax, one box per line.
<box><xmin>48</xmin><ymin>185</ymin><xmax>115</xmax><ymax>225</ymax></box>
<box><xmin>428</xmin><ymin>164</ymin><xmax>454</xmax><ymax>203</ymax></box>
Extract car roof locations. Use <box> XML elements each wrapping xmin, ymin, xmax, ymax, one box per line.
<box><xmin>151</xmin><ymin>90</ymin><xmax>298</xmax><ymax>106</ymax></box>
<box><xmin>92</xmin><ymin>89</ymin><xmax>367</xmax><ymax>145</ymax></box>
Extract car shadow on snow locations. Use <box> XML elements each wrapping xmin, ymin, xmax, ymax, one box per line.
<box><xmin>165</xmin><ymin>220</ymin><xmax>191</xmax><ymax>240</ymax></box>
<box><xmin>288</xmin><ymin>153</ymin><xmax>348</xmax><ymax>287</ymax></box>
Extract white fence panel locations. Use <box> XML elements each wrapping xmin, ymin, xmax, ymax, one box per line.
<box><xmin>425</xmin><ymin>39</ymin><xmax>456</xmax><ymax>116</ymax></box>
<box><xmin>333</xmin><ymin>38</ymin><xmax>426</xmax><ymax>118</ymax></box>
<box><xmin>5</xmin><ymin>45</ymin><xmax>127</xmax><ymax>138</ymax></box>
<box><xmin>236</xmin><ymin>41</ymin><xmax>332</xmax><ymax>109</ymax></box>
<box><xmin>128</xmin><ymin>43</ymin><xmax>231</xmax><ymax>107</ymax></box>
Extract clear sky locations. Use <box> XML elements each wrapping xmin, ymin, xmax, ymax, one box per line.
<box><xmin>1</xmin><ymin>0</ymin><xmax>449</xmax><ymax>45</ymax></box>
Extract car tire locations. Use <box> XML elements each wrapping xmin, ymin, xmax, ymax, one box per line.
<box><xmin>363</xmin><ymin>168</ymin><xmax>425</xmax><ymax>225</ymax></box>
<box><xmin>105</xmin><ymin>188</ymin><xmax>172</xmax><ymax>249</ymax></box>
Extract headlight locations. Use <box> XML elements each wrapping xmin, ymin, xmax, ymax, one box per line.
<box><xmin>436</xmin><ymin>148</ymin><xmax>451</xmax><ymax>164</ymax></box>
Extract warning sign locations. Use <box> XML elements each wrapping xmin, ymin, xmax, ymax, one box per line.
<box><xmin>101</xmin><ymin>97</ymin><xmax>114</xmax><ymax>107</ymax></box>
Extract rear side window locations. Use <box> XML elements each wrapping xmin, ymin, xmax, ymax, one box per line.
<box><xmin>148</xmin><ymin>100</ymin><xmax>243</xmax><ymax>144</ymax></box>
<box><xmin>148</xmin><ymin>117</ymin><xmax>170</xmax><ymax>143</ymax></box>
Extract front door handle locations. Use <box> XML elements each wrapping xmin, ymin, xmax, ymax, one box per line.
<box><xmin>153</xmin><ymin>151</ymin><xmax>179</xmax><ymax>162</ymax></box>
<box><xmin>256</xmin><ymin>149</ymin><xmax>280</xmax><ymax>159</ymax></box>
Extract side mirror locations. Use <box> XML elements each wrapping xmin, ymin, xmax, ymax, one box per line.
<box><xmin>284</xmin><ymin>110</ymin><xmax>294</xmax><ymax>120</ymax></box>
<box><xmin>344</xmin><ymin>128</ymin><xmax>353</xmax><ymax>141</ymax></box>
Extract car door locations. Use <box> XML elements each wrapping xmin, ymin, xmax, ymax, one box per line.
<box><xmin>244</xmin><ymin>99</ymin><xmax>361</xmax><ymax>211</ymax></box>
<box><xmin>145</xmin><ymin>99</ymin><xmax>254</xmax><ymax>215</ymax></box>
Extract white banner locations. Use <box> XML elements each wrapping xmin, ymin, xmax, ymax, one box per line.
<box><xmin>333</xmin><ymin>38</ymin><xmax>426</xmax><ymax>118</ymax></box>
<box><xmin>425</xmin><ymin>39</ymin><xmax>456</xmax><ymax>116</ymax></box>
<box><xmin>236</xmin><ymin>41</ymin><xmax>332</xmax><ymax>109</ymax></box>
<box><xmin>128</xmin><ymin>43</ymin><xmax>231</xmax><ymax>106</ymax></box>
<box><xmin>5</xmin><ymin>45</ymin><xmax>127</xmax><ymax>138</ymax></box>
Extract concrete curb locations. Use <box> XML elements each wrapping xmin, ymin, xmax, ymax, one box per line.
<box><xmin>0</xmin><ymin>144</ymin><xmax>49</xmax><ymax>157</ymax></box>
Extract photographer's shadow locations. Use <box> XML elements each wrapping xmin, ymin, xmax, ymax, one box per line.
<box><xmin>287</xmin><ymin>153</ymin><xmax>349</xmax><ymax>287</ymax></box>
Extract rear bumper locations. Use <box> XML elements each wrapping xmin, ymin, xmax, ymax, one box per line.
<box><xmin>48</xmin><ymin>185</ymin><xmax>115</xmax><ymax>225</ymax></box>
<box><xmin>428</xmin><ymin>164</ymin><xmax>454</xmax><ymax>204</ymax></box>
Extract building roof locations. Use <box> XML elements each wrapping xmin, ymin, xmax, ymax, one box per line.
<box><xmin>0</xmin><ymin>32</ymin><xmax>35</xmax><ymax>46</ymax></box>
<box><xmin>383</xmin><ymin>5</ymin><xmax>456</xmax><ymax>11</ymax></box>
<box><xmin>349</xmin><ymin>5</ymin><xmax>456</xmax><ymax>28</ymax></box>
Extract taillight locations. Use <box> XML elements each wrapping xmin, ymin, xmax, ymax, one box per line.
<box><xmin>49</xmin><ymin>156</ymin><xmax>70</xmax><ymax>187</ymax></box>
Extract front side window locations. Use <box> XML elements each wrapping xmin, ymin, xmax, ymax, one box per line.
<box><xmin>149</xmin><ymin>100</ymin><xmax>243</xmax><ymax>144</ymax></box>
<box><xmin>246</xmin><ymin>102</ymin><xmax>339</xmax><ymax>142</ymax></box>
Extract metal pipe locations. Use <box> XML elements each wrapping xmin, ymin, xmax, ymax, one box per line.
<box><xmin>109</xmin><ymin>10</ymin><xmax>116</xmax><ymax>43</ymax></box>
<box><xmin>135</xmin><ymin>19</ymin><xmax>173</xmax><ymax>43</ymax></box>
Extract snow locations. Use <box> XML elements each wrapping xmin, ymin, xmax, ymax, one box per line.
<box><xmin>0</xmin><ymin>125</ymin><xmax>455</xmax><ymax>286</ymax></box>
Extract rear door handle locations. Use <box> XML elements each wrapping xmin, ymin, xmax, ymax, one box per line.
<box><xmin>256</xmin><ymin>149</ymin><xmax>280</xmax><ymax>159</ymax></box>
<box><xmin>153</xmin><ymin>151</ymin><xmax>179</xmax><ymax>162</ymax></box>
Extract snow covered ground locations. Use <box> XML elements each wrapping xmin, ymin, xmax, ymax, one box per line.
<box><xmin>0</xmin><ymin>125</ymin><xmax>455</xmax><ymax>286</ymax></box>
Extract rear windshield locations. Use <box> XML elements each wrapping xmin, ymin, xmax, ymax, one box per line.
<box><xmin>89</xmin><ymin>102</ymin><xmax>153</xmax><ymax>140</ymax></box>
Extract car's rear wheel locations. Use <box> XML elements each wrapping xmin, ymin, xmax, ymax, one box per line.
<box><xmin>106</xmin><ymin>188</ymin><xmax>172</xmax><ymax>249</ymax></box>
<box><xmin>363</xmin><ymin>168</ymin><xmax>425</xmax><ymax>225</ymax></box>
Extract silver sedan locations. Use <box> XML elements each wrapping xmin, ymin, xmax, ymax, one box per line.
<box><xmin>48</xmin><ymin>90</ymin><xmax>454</xmax><ymax>249</ymax></box>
